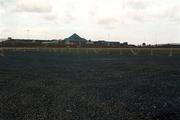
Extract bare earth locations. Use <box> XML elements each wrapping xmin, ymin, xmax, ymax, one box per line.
<box><xmin>0</xmin><ymin>50</ymin><xmax>180</xmax><ymax>120</ymax></box>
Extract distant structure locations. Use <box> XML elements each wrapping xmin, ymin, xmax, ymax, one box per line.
<box><xmin>6</xmin><ymin>33</ymin><xmax>180</xmax><ymax>48</ymax></box>
<box><xmin>1</xmin><ymin>37</ymin><xmax>60</xmax><ymax>47</ymax></box>
<box><xmin>1</xmin><ymin>35</ymin><xmax>180</xmax><ymax>48</ymax></box>
<box><xmin>94</xmin><ymin>40</ymin><xmax>107</xmax><ymax>47</ymax></box>
<box><xmin>0</xmin><ymin>35</ymin><xmax>131</xmax><ymax>48</ymax></box>
<box><xmin>64</xmin><ymin>33</ymin><xmax>87</xmax><ymax>47</ymax></box>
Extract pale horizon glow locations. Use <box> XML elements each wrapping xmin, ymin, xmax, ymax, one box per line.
<box><xmin>0</xmin><ymin>0</ymin><xmax>180</xmax><ymax>45</ymax></box>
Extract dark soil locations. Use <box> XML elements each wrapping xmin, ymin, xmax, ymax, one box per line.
<box><xmin>0</xmin><ymin>52</ymin><xmax>180</xmax><ymax>120</ymax></box>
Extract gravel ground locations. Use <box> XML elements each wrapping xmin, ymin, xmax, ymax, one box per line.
<box><xmin>0</xmin><ymin>52</ymin><xmax>180</xmax><ymax>120</ymax></box>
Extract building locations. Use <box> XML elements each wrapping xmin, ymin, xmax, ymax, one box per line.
<box><xmin>93</xmin><ymin>40</ymin><xmax>120</xmax><ymax>47</ymax></box>
<box><xmin>94</xmin><ymin>40</ymin><xmax>108</xmax><ymax>47</ymax></box>
<box><xmin>64</xmin><ymin>33</ymin><xmax>87</xmax><ymax>47</ymax></box>
<box><xmin>2</xmin><ymin>37</ymin><xmax>54</xmax><ymax>47</ymax></box>
<box><xmin>41</xmin><ymin>40</ymin><xmax>60</xmax><ymax>47</ymax></box>
<box><xmin>107</xmin><ymin>41</ymin><xmax>120</xmax><ymax>47</ymax></box>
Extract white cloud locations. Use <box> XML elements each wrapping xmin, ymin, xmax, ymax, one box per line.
<box><xmin>162</xmin><ymin>6</ymin><xmax>180</xmax><ymax>23</ymax></box>
<box><xmin>63</xmin><ymin>12</ymin><xmax>76</xmax><ymax>24</ymax></box>
<box><xmin>121</xmin><ymin>0</ymin><xmax>180</xmax><ymax>24</ymax></box>
<box><xmin>0</xmin><ymin>0</ymin><xmax>179</xmax><ymax>44</ymax></box>
<box><xmin>42</xmin><ymin>14</ymin><xmax>58</xmax><ymax>21</ymax></box>
<box><xmin>97</xmin><ymin>17</ymin><xmax>118</xmax><ymax>25</ymax></box>
<box><xmin>126</xmin><ymin>0</ymin><xmax>151</xmax><ymax>10</ymax></box>
<box><xmin>16</xmin><ymin>0</ymin><xmax>52</xmax><ymax>13</ymax></box>
<box><xmin>0</xmin><ymin>1</ymin><xmax>4</xmax><ymax>8</ymax></box>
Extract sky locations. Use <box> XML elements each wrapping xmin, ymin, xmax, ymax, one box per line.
<box><xmin>0</xmin><ymin>0</ymin><xmax>180</xmax><ymax>45</ymax></box>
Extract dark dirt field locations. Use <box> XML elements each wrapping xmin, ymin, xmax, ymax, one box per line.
<box><xmin>0</xmin><ymin>51</ymin><xmax>180</xmax><ymax>120</ymax></box>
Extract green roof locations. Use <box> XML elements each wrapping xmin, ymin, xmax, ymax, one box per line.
<box><xmin>64</xmin><ymin>33</ymin><xmax>87</xmax><ymax>42</ymax></box>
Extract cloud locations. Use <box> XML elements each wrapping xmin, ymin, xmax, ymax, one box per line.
<box><xmin>97</xmin><ymin>17</ymin><xmax>118</xmax><ymax>25</ymax></box>
<box><xmin>0</xmin><ymin>0</ymin><xmax>13</xmax><ymax>12</ymax></box>
<box><xmin>126</xmin><ymin>0</ymin><xmax>150</xmax><ymax>10</ymax></box>
<box><xmin>162</xmin><ymin>6</ymin><xmax>180</xmax><ymax>22</ymax></box>
<box><xmin>16</xmin><ymin>0</ymin><xmax>52</xmax><ymax>13</ymax></box>
<box><xmin>0</xmin><ymin>0</ymin><xmax>179</xmax><ymax>44</ymax></box>
<box><xmin>127</xmin><ymin>9</ymin><xmax>144</xmax><ymax>20</ymax></box>
<box><xmin>42</xmin><ymin>14</ymin><xmax>58</xmax><ymax>21</ymax></box>
<box><xmin>146</xmin><ymin>4</ymin><xmax>180</xmax><ymax>24</ymax></box>
<box><xmin>123</xmin><ymin>1</ymin><xmax>180</xmax><ymax>24</ymax></box>
<box><xmin>97</xmin><ymin>17</ymin><xmax>119</xmax><ymax>29</ymax></box>
<box><xmin>88</xmin><ymin>10</ymin><xmax>95</xmax><ymax>16</ymax></box>
<box><xmin>0</xmin><ymin>1</ymin><xmax>4</xmax><ymax>8</ymax></box>
<box><xmin>62</xmin><ymin>13</ymin><xmax>76</xmax><ymax>24</ymax></box>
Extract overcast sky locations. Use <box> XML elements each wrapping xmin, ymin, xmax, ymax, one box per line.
<box><xmin>0</xmin><ymin>0</ymin><xmax>179</xmax><ymax>44</ymax></box>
